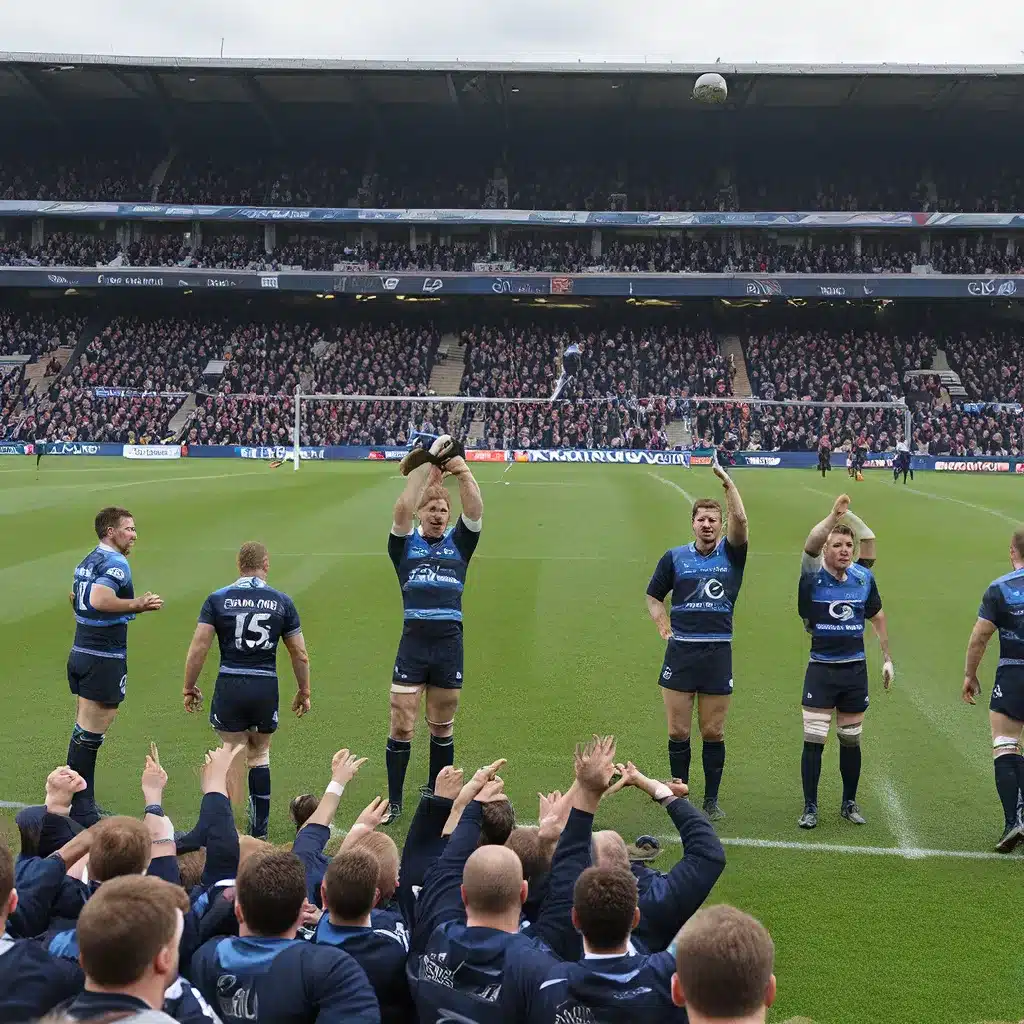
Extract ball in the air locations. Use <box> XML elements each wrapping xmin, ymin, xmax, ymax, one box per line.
<box><xmin>693</xmin><ymin>72</ymin><xmax>728</xmax><ymax>104</ymax></box>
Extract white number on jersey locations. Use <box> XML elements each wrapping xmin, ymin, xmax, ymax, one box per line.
<box><xmin>234</xmin><ymin>612</ymin><xmax>274</xmax><ymax>651</ymax></box>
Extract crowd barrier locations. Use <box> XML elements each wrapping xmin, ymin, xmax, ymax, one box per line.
<box><xmin>2</xmin><ymin>442</ymin><xmax>1023</xmax><ymax>473</ymax></box>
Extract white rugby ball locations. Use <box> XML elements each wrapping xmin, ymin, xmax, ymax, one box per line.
<box><xmin>693</xmin><ymin>72</ymin><xmax>728</xmax><ymax>105</ymax></box>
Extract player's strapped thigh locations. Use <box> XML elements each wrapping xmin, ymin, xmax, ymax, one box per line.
<box><xmin>425</xmin><ymin>685</ymin><xmax>460</xmax><ymax>733</ymax></box>
<box><xmin>993</xmin><ymin>734</ymin><xmax>1021</xmax><ymax>757</ymax></box>
<box><xmin>802</xmin><ymin>708</ymin><xmax>831</xmax><ymax>744</ymax></box>
<box><xmin>836</xmin><ymin>718</ymin><xmax>864</xmax><ymax>746</ymax></box>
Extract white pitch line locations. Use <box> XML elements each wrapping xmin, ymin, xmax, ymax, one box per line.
<box><xmin>875</xmin><ymin>776</ymin><xmax>922</xmax><ymax>856</ymax></box>
<box><xmin>649</xmin><ymin>471</ymin><xmax>696</xmax><ymax>505</ymax></box>
<box><xmin>0</xmin><ymin>800</ymin><xmax>29</xmax><ymax>809</ymax></box>
<box><xmin>891</xmin><ymin>481</ymin><xmax>1020</xmax><ymax>525</ymax></box>
<box><xmin>649</xmin><ymin>833</ymin><xmax>1011</xmax><ymax>861</ymax></box>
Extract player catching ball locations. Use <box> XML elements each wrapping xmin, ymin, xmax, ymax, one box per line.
<box><xmin>646</xmin><ymin>462</ymin><xmax>748</xmax><ymax>821</ymax></box>
<box><xmin>961</xmin><ymin>527</ymin><xmax>1024</xmax><ymax>852</ymax></box>
<box><xmin>385</xmin><ymin>433</ymin><xmax>483</xmax><ymax>823</ymax></box>
<box><xmin>797</xmin><ymin>495</ymin><xmax>892</xmax><ymax>830</ymax></box>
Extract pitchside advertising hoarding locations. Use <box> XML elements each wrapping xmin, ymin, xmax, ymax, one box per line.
<box><xmin>0</xmin><ymin>443</ymin><xmax>1022</xmax><ymax>471</ymax></box>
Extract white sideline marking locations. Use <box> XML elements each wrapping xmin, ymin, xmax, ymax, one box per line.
<box><xmin>0</xmin><ymin>800</ymin><xmax>28</xmax><ymax>809</ymax></box>
<box><xmin>649</xmin><ymin>471</ymin><xmax>696</xmax><ymax>505</ymax></box>
<box><xmin>875</xmin><ymin>777</ymin><xmax>922</xmax><ymax>856</ymax></box>
<box><xmin>650</xmin><ymin>834</ymin><xmax>1011</xmax><ymax>861</ymax></box>
<box><xmin>893</xmin><ymin>483</ymin><xmax>1019</xmax><ymax>525</ymax></box>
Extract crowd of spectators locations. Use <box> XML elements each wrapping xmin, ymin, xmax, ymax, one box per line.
<box><xmin>0</xmin><ymin>724</ymin><xmax>787</xmax><ymax>1024</ymax></box>
<box><xmin>5</xmin><ymin>232</ymin><xmax>1022</xmax><ymax>276</ymax></box>
<box><xmin>0</xmin><ymin>308</ymin><xmax>86</xmax><ymax>360</ymax></box>
<box><xmin>942</xmin><ymin>328</ymin><xmax>1023</xmax><ymax>405</ymax></box>
<box><xmin>15</xmin><ymin>390</ymin><xmax>185</xmax><ymax>446</ymax></box>
<box><xmin>0</xmin><ymin>151</ymin><xmax>155</xmax><ymax>202</ymax></box>
<box><xmin>460</xmin><ymin>322</ymin><xmax>728</xmax><ymax>403</ymax></box>
<box><xmin>744</xmin><ymin>327</ymin><xmax>936</xmax><ymax>405</ymax></box>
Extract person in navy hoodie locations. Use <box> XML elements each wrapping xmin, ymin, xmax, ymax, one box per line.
<box><xmin>190</xmin><ymin>849</ymin><xmax>379</xmax><ymax>1024</ymax></box>
<box><xmin>313</xmin><ymin>848</ymin><xmax>412</xmax><ymax>1024</ymax></box>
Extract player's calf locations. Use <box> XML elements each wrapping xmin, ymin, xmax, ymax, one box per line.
<box><xmin>246</xmin><ymin>737</ymin><xmax>273</xmax><ymax>840</ymax></box>
<box><xmin>799</xmin><ymin>710</ymin><xmax>830</xmax><ymax>828</ymax></box>
<box><xmin>992</xmin><ymin>737</ymin><xmax>1024</xmax><ymax>851</ymax></box>
<box><xmin>836</xmin><ymin>721</ymin><xmax>865</xmax><ymax>824</ymax></box>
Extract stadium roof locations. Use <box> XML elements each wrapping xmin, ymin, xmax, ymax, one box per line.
<box><xmin>2</xmin><ymin>52</ymin><xmax>1024</xmax><ymax>115</ymax></box>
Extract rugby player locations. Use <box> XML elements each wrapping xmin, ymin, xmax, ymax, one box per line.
<box><xmin>387</xmin><ymin>434</ymin><xmax>483</xmax><ymax>823</ymax></box>
<box><xmin>66</xmin><ymin>507</ymin><xmax>162</xmax><ymax>825</ymax></box>
<box><xmin>817</xmin><ymin>434</ymin><xmax>832</xmax><ymax>479</ymax></box>
<box><xmin>646</xmin><ymin>463</ymin><xmax>748</xmax><ymax>821</ymax></box>
<box><xmin>182</xmin><ymin>542</ymin><xmax>310</xmax><ymax>840</ymax></box>
<box><xmin>894</xmin><ymin>438</ymin><xmax>913</xmax><ymax>484</ymax></box>
<box><xmin>961</xmin><ymin>527</ymin><xmax>1024</xmax><ymax>852</ymax></box>
<box><xmin>798</xmin><ymin>495</ymin><xmax>893</xmax><ymax>829</ymax></box>
<box><xmin>551</xmin><ymin>339</ymin><xmax>583</xmax><ymax>401</ymax></box>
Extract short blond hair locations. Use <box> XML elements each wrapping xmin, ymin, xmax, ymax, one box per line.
<box><xmin>418</xmin><ymin>484</ymin><xmax>451</xmax><ymax>514</ymax></box>
<box><xmin>1013</xmin><ymin>527</ymin><xmax>1024</xmax><ymax>561</ymax></box>
<box><xmin>238</xmin><ymin>541</ymin><xmax>269</xmax><ymax>574</ymax></box>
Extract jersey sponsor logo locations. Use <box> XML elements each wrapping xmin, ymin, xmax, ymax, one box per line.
<box><xmin>701</xmin><ymin>578</ymin><xmax>726</xmax><ymax>601</ymax></box>
<box><xmin>828</xmin><ymin>601</ymin><xmax>856</xmax><ymax>622</ymax></box>
<box><xmin>106</xmin><ymin>567</ymin><xmax>126</xmax><ymax>581</ymax></box>
<box><xmin>404</xmin><ymin>565</ymin><xmax>462</xmax><ymax>588</ymax></box>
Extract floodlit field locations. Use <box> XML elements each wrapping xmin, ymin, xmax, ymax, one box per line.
<box><xmin>1</xmin><ymin>456</ymin><xmax>1022</xmax><ymax>1024</ymax></box>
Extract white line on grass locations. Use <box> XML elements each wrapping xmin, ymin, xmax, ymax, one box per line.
<box><xmin>891</xmin><ymin>482</ymin><xmax>1020</xmax><ymax>525</ymax></box>
<box><xmin>0</xmin><ymin>800</ymin><xmax>29</xmax><ymax>809</ymax></box>
<box><xmin>875</xmin><ymin>776</ymin><xmax>922</xmax><ymax>856</ymax></box>
<box><xmin>649</xmin><ymin>471</ymin><xmax>696</xmax><ymax>504</ymax></box>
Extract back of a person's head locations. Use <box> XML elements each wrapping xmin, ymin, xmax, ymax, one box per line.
<box><xmin>176</xmin><ymin>850</ymin><xmax>206</xmax><ymax>892</ymax></box>
<box><xmin>591</xmin><ymin>829</ymin><xmax>630</xmax><ymax>871</ymax></box>
<box><xmin>673</xmin><ymin>905</ymin><xmax>775</xmax><ymax>1020</ymax></box>
<box><xmin>480</xmin><ymin>800</ymin><xmax>516</xmax><ymax>846</ymax></box>
<box><xmin>90</xmin><ymin>816</ymin><xmax>152</xmax><ymax>882</ymax></box>
<box><xmin>77</xmin><ymin>875</ymin><xmax>189</xmax><ymax>988</ymax></box>
<box><xmin>290</xmin><ymin>794</ymin><xmax>319</xmax><ymax>831</ymax></box>
<box><xmin>572</xmin><ymin>867</ymin><xmax>638</xmax><ymax>951</ymax></box>
<box><xmin>346</xmin><ymin>830</ymin><xmax>399</xmax><ymax>904</ymax></box>
<box><xmin>236</xmin><ymin>849</ymin><xmax>306</xmax><ymax>936</ymax></box>
<box><xmin>462</xmin><ymin>845</ymin><xmax>525</xmax><ymax>916</ymax></box>
<box><xmin>324</xmin><ymin>849</ymin><xmax>378</xmax><ymax>920</ymax></box>
<box><xmin>505</xmin><ymin>827</ymin><xmax>551</xmax><ymax>880</ymax></box>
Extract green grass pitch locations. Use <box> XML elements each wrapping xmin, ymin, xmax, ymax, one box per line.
<box><xmin>1</xmin><ymin>456</ymin><xmax>1022</xmax><ymax>1024</ymax></box>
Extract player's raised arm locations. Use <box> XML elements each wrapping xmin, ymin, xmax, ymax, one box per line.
<box><xmin>446</xmin><ymin>455</ymin><xmax>483</xmax><ymax>525</ymax></box>
<box><xmin>803</xmin><ymin>494</ymin><xmax>850</xmax><ymax>559</ymax></box>
<box><xmin>840</xmin><ymin>510</ymin><xmax>877</xmax><ymax>567</ymax></box>
<box><xmin>712</xmin><ymin>463</ymin><xmax>748</xmax><ymax>548</ymax></box>
<box><xmin>393</xmin><ymin>462</ymin><xmax>438</xmax><ymax>536</ymax></box>
<box><xmin>963</xmin><ymin>617</ymin><xmax>998</xmax><ymax>705</ymax></box>
<box><xmin>183</xmin><ymin>622</ymin><xmax>216</xmax><ymax>712</ymax></box>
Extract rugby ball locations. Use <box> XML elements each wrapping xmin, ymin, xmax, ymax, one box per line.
<box><xmin>693</xmin><ymin>72</ymin><xmax>728</xmax><ymax>105</ymax></box>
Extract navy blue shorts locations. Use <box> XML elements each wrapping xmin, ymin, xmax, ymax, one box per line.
<box><xmin>989</xmin><ymin>667</ymin><xmax>1024</xmax><ymax>722</ymax></box>
<box><xmin>659</xmin><ymin>641</ymin><xmax>733</xmax><ymax>696</ymax></box>
<box><xmin>394</xmin><ymin>628</ymin><xmax>464</xmax><ymax>689</ymax></box>
<box><xmin>210</xmin><ymin>674</ymin><xmax>280</xmax><ymax>734</ymax></box>
<box><xmin>802</xmin><ymin>661</ymin><xmax>869</xmax><ymax>714</ymax></box>
<box><xmin>67</xmin><ymin>649</ymin><xmax>127</xmax><ymax>707</ymax></box>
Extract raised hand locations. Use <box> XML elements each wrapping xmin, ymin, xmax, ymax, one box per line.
<box><xmin>434</xmin><ymin>766</ymin><xmax>465</xmax><ymax>800</ymax></box>
<box><xmin>455</xmin><ymin>758</ymin><xmax>507</xmax><ymax>807</ymax></box>
<box><xmin>476</xmin><ymin>778</ymin><xmax>508</xmax><ymax>803</ymax></box>
<box><xmin>201</xmin><ymin>743</ymin><xmax>246</xmax><ymax>795</ymax></box>
<box><xmin>330</xmin><ymin>749</ymin><xmax>368</xmax><ymax>786</ymax></box>
<box><xmin>832</xmin><ymin>494</ymin><xmax>851</xmax><ymax>520</ymax></box>
<box><xmin>45</xmin><ymin>766</ymin><xmax>87</xmax><ymax>813</ymax></box>
<box><xmin>141</xmin><ymin>750</ymin><xmax>168</xmax><ymax>805</ymax></box>
<box><xmin>353</xmin><ymin>797</ymin><xmax>390</xmax><ymax>831</ymax></box>
<box><xmin>712</xmin><ymin>462</ymin><xmax>732</xmax><ymax>487</ymax></box>
<box><xmin>574</xmin><ymin>735</ymin><xmax>618</xmax><ymax>796</ymax></box>
<box><xmin>538</xmin><ymin>789</ymin><xmax>573</xmax><ymax>844</ymax></box>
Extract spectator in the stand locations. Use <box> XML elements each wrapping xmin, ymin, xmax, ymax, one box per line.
<box><xmin>671</xmin><ymin>905</ymin><xmax>777</xmax><ymax>1024</ymax></box>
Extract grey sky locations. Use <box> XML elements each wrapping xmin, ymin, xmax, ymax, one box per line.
<box><xmin>4</xmin><ymin>0</ymin><xmax>1024</xmax><ymax>65</ymax></box>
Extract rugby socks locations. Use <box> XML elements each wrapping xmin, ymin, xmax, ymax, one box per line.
<box><xmin>247</xmin><ymin>766</ymin><xmax>271</xmax><ymax>838</ymax></box>
<box><xmin>67</xmin><ymin>725</ymin><xmax>104</xmax><ymax>823</ymax></box>
<box><xmin>702</xmin><ymin>741</ymin><xmax>725</xmax><ymax>803</ymax></box>
<box><xmin>994</xmin><ymin>754</ymin><xmax>1023</xmax><ymax>828</ymax></box>
<box><xmin>668</xmin><ymin>738</ymin><xmax>691</xmax><ymax>784</ymax></box>
<box><xmin>839</xmin><ymin>744</ymin><xmax>862</xmax><ymax>803</ymax></box>
<box><xmin>801</xmin><ymin>741</ymin><xmax>824</xmax><ymax>806</ymax></box>
<box><xmin>428</xmin><ymin>735</ymin><xmax>454</xmax><ymax>792</ymax></box>
<box><xmin>386</xmin><ymin>737</ymin><xmax>412</xmax><ymax>807</ymax></box>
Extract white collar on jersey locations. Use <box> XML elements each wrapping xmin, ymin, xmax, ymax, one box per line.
<box><xmin>231</xmin><ymin>576</ymin><xmax>267</xmax><ymax>588</ymax></box>
<box><xmin>584</xmin><ymin>940</ymin><xmax>638</xmax><ymax>959</ymax></box>
<box><xmin>97</xmin><ymin>541</ymin><xmax>120</xmax><ymax>554</ymax></box>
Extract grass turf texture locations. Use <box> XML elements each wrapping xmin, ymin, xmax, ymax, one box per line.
<box><xmin>1</xmin><ymin>456</ymin><xmax>1022</xmax><ymax>1024</ymax></box>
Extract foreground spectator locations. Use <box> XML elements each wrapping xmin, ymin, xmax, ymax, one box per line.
<box><xmin>671</xmin><ymin>905</ymin><xmax>777</xmax><ymax>1024</ymax></box>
